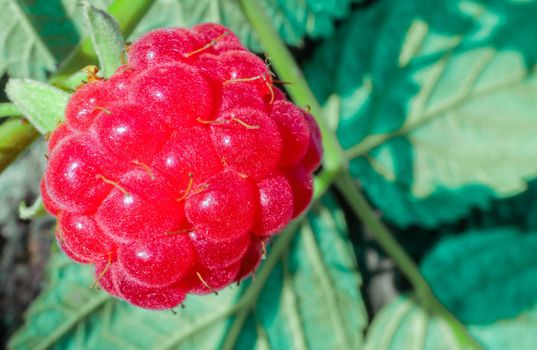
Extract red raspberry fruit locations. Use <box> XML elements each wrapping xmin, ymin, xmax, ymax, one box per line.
<box><xmin>42</xmin><ymin>23</ymin><xmax>322</xmax><ymax>310</ymax></box>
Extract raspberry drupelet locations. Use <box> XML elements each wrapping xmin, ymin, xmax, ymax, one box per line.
<box><xmin>42</xmin><ymin>23</ymin><xmax>323</xmax><ymax>310</ymax></box>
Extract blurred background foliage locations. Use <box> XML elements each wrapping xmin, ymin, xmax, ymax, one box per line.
<box><xmin>1</xmin><ymin>0</ymin><xmax>537</xmax><ymax>349</ymax></box>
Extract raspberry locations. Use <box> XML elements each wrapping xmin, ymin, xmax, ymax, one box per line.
<box><xmin>42</xmin><ymin>23</ymin><xmax>322</xmax><ymax>310</ymax></box>
<box><xmin>210</xmin><ymin>108</ymin><xmax>282</xmax><ymax>179</ymax></box>
<box><xmin>118</xmin><ymin>235</ymin><xmax>195</xmax><ymax>286</ymax></box>
<box><xmin>58</xmin><ymin>213</ymin><xmax>113</xmax><ymax>262</ymax></box>
<box><xmin>189</xmin><ymin>229</ymin><xmax>251</xmax><ymax>268</ymax></box>
<box><xmin>253</xmin><ymin>172</ymin><xmax>294</xmax><ymax>236</ymax></box>
<box><xmin>130</xmin><ymin>63</ymin><xmax>214</xmax><ymax>128</ymax></box>
<box><xmin>65</xmin><ymin>81</ymin><xmax>113</xmax><ymax>131</ymax></box>
<box><xmin>185</xmin><ymin>171</ymin><xmax>256</xmax><ymax>240</ymax></box>
<box><xmin>269</xmin><ymin>100</ymin><xmax>311</xmax><ymax>166</ymax></box>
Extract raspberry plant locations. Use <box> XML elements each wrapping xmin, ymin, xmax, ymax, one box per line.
<box><xmin>2</xmin><ymin>0</ymin><xmax>537</xmax><ymax>349</ymax></box>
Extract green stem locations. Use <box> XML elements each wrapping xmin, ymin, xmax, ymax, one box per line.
<box><xmin>0</xmin><ymin>0</ymin><xmax>154</xmax><ymax>173</ymax></box>
<box><xmin>0</xmin><ymin>119</ymin><xmax>40</xmax><ymax>169</ymax></box>
<box><xmin>240</xmin><ymin>0</ymin><xmax>482</xmax><ymax>348</ymax></box>
<box><xmin>335</xmin><ymin>172</ymin><xmax>483</xmax><ymax>350</ymax></box>
<box><xmin>0</xmin><ymin>103</ymin><xmax>22</xmax><ymax>118</ymax></box>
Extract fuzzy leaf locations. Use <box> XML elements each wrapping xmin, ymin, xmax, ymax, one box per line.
<box><xmin>82</xmin><ymin>1</ymin><xmax>125</xmax><ymax>78</ymax></box>
<box><xmin>364</xmin><ymin>294</ymin><xmax>537</xmax><ymax>350</ymax></box>
<box><xmin>9</xmin><ymin>194</ymin><xmax>366</xmax><ymax>349</ymax></box>
<box><xmin>0</xmin><ymin>0</ymin><xmax>56</xmax><ymax>80</ymax></box>
<box><xmin>306</xmin><ymin>0</ymin><xmax>537</xmax><ymax>227</ymax></box>
<box><xmin>61</xmin><ymin>0</ymin><xmax>114</xmax><ymax>34</ymax></box>
<box><xmin>421</xmin><ymin>228</ymin><xmax>537</xmax><ymax>324</ymax></box>
<box><xmin>0</xmin><ymin>0</ymin><xmax>112</xmax><ymax>80</ymax></box>
<box><xmin>6</xmin><ymin>79</ymin><xmax>69</xmax><ymax>134</ymax></box>
<box><xmin>131</xmin><ymin>0</ymin><xmax>361</xmax><ymax>51</ymax></box>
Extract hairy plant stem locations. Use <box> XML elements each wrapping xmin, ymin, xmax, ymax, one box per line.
<box><xmin>0</xmin><ymin>119</ymin><xmax>39</xmax><ymax>168</ymax></box>
<box><xmin>0</xmin><ymin>0</ymin><xmax>154</xmax><ymax>173</ymax></box>
<box><xmin>239</xmin><ymin>0</ymin><xmax>483</xmax><ymax>349</ymax></box>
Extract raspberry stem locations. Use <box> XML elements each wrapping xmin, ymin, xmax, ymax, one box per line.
<box><xmin>196</xmin><ymin>272</ymin><xmax>218</xmax><ymax>295</ymax></box>
<box><xmin>176</xmin><ymin>173</ymin><xmax>193</xmax><ymax>201</ymax></box>
<box><xmin>82</xmin><ymin>65</ymin><xmax>104</xmax><ymax>83</ymax></box>
<box><xmin>260</xmin><ymin>241</ymin><xmax>267</xmax><ymax>259</ymax></box>
<box><xmin>223</xmin><ymin>75</ymin><xmax>264</xmax><ymax>85</ymax></box>
<box><xmin>165</xmin><ymin>228</ymin><xmax>194</xmax><ymax>235</ymax></box>
<box><xmin>196</xmin><ymin>117</ymin><xmax>260</xmax><ymax>129</ymax></box>
<box><xmin>132</xmin><ymin>160</ymin><xmax>155</xmax><ymax>180</ymax></box>
<box><xmin>96</xmin><ymin>174</ymin><xmax>129</xmax><ymax>196</ymax></box>
<box><xmin>94</xmin><ymin>106</ymin><xmax>112</xmax><ymax>114</ymax></box>
<box><xmin>55</xmin><ymin>228</ymin><xmax>64</xmax><ymax>243</ymax></box>
<box><xmin>230</xmin><ymin>118</ymin><xmax>259</xmax><ymax>130</ymax></box>
<box><xmin>184</xmin><ymin>31</ymin><xmax>230</xmax><ymax>57</ymax></box>
<box><xmin>90</xmin><ymin>252</ymin><xmax>112</xmax><ymax>289</ymax></box>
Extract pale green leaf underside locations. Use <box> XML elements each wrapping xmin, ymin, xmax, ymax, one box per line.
<box><xmin>307</xmin><ymin>0</ymin><xmax>537</xmax><ymax>227</ymax></box>
<box><xmin>0</xmin><ymin>0</ymin><xmax>56</xmax><ymax>80</ymax></box>
<box><xmin>83</xmin><ymin>2</ymin><xmax>125</xmax><ymax>78</ymax></box>
<box><xmin>6</xmin><ymin>79</ymin><xmax>69</xmax><ymax>134</ymax></box>
<box><xmin>364</xmin><ymin>295</ymin><xmax>537</xmax><ymax>350</ymax></box>
<box><xmin>131</xmin><ymin>0</ymin><xmax>359</xmax><ymax>51</ymax></box>
<box><xmin>354</xmin><ymin>20</ymin><xmax>537</xmax><ymax>199</ymax></box>
<box><xmin>9</xmin><ymin>195</ymin><xmax>366</xmax><ymax>350</ymax></box>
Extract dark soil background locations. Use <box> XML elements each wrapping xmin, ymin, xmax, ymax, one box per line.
<box><xmin>0</xmin><ymin>140</ymin><xmax>54</xmax><ymax>348</ymax></box>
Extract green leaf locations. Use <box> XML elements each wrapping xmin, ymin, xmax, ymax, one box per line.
<box><xmin>476</xmin><ymin>179</ymin><xmax>537</xmax><ymax>231</ymax></box>
<box><xmin>230</xmin><ymin>194</ymin><xmax>367</xmax><ymax>350</ymax></box>
<box><xmin>9</xmin><ymin>194</ymin><xmax>366</xmax><ymax>349</ymax></box>
<box><xmin>131</xmin><ymin>0</ymin><xmax>360</xmax><ymax>51</ymax></box>
<box><xmin>82</xmin><ymin>1</ymin><xmax>125</xmax><ymax>78</ymax></box>
<box><xmin>6</xmin><ymin>79</ymin><xmax>69</xmax><ymax>134</ymax></box>
<box><xmin>15</xmin><ymin>0</ymin><xmax>84</xmax><ymax>62</ymax></box>
<box><xmin>61</xmin><ymin>0</ymin><xmax>114</xmax><ymax>35</ymax></box>
<box><xmin>306</xmin><ymin>0</ymin><xmax>537</xmax><ymax>227</ymax></box>
<box><xmin>0</xmin><ymin>0</ymin><xmax>56</xmax><ymax>80</ymax></box>
<box><xmin>0</xmin><ymin>0</ymin><xmax>113</xmax><ymax>80</ymax></box>
<box><xmin>365</xmin><ymin>227</ymin><xmax>537</xmax><ymax>349</ymax></box>
<box><xmin>364</xmin><ymin>294</ymin><xmax>537</xmax><ymax>350</ymax></box>
<box><xmin>421</xmin><ymin>228</ymin><xmax>537</xmax><ymax>325</ymax></box>
<box><xmin>8</xmin><ymin>248</ymin><xmax>241</xmax><ymax>350</ymax></box>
